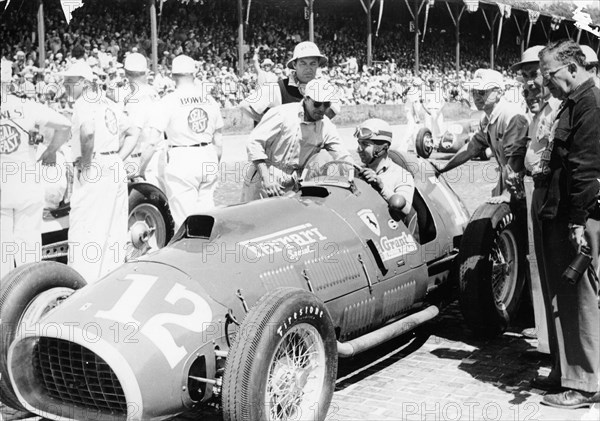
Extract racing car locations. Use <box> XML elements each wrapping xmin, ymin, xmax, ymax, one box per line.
<box><xmin>414</xmin><ymin>112</ymin><xmax>491</xmax><ymax>161</ymax></box>
<box><xmin>0</xmin><ymin>148</ymin><xmax>526</xmax><ymax>421</ymax></box>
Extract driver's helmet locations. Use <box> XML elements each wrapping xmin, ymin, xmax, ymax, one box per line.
<box><xmin>354</xmin><ymin>118</ymin><xmax>393</xmax><ymax>145</ymax></box>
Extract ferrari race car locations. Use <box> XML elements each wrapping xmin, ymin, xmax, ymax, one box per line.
<box><xmin>0</xmin><ymin>149</ymin><xmax>527</xmax><ymax>421</ymax></box>
<box><xmin>414</xmin><ymin>113</ymin><xmax>491</xmax><ymax>161</ymax></box>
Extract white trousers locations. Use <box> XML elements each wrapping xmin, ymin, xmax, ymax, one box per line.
<box><xmin>68</xmin><ymin>155</ymin><xmax>128</xmax><ymax>283</ymax></box>
<box><xmin>159</xmin><ymin>146</ymin><xmax>219</xmax><ymax>230</ymax></box>
<box><xmin>0</xmin><ymin>161</ymin><xmax>43</xmax><ymax>280</ymax></box>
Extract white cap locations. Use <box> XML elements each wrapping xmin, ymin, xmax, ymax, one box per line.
<box><xmin>304</xmin><ymin>78</ymin><xmax>339</xmax><ymax>103</ymax></box>
<box><xmin>471</xmin><ymin>69</ymin><xmax>504</xmax><ymax>90</ymax></box>
<box><xmin>262</xmin><ymin>58</ymin><xmax>274</xmax><ymax>66</ymax></box>
<box><xmin>171</xmin><ymin>55</ymin><xmax>196</xmax><ymax>74</ymax></box>
<box><xmin>287</xmin><ymin>41</ymin><xmax>327</xmax><ymax>69</ymax></box>
<box><xmin>62</xmin><ymin>61</ymin><xmax>94</xmax><ymax>82</ymax></box>
<box><xmin>124</xmin><ymin>53</ymin><xmax>148</xmax><ymax>72</ymax></box>
<box><xmin>510</xmin><ymin>45</ymin><xmax>544</xmax><ymax>71</ymax></box>
<box><xmin>580</xmin><ymin>45</ymin><xmax>598</xmax><ymax>65</ymax></box>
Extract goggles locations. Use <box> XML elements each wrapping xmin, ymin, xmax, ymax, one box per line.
<box><xmin>354</xmin><ymin>126</ymin><xmax>393</xmax><ymax>143</ymax></box>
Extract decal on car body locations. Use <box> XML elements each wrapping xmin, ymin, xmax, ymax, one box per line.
<box><xmin>357</xmin><ymin>209</ymin><xmax>380</xmax><ymax>236</ymax></box>
<box><xmin>239</xmin><ymin>223</ymin><xmax>327</xmax><ymax>259</ymax></box>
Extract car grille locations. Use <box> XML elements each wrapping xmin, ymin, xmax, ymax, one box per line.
<box><xmin>34</xmin><ymin>337</ymin><xmax>127</xmax><ymax>415</ymax></box>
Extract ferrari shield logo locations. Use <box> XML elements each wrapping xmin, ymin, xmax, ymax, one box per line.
<box><xmin>357</xmin><ymin>209</ymin><xmax>380</xmax><ymax>236</ymax></box>
<box><xmin>188</xmin><ymin>107</ymin><xmax>209</xmax><ymax>133</ymax></box>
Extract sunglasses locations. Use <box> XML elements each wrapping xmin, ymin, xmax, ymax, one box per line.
<box><xmin>354</xmin><ymin>126</ymin><xmax>392</xmax><ymax>141</ymax></box>
<box><xmin>541</xmin><ymin>63</ymin><xmax>570</xmax><ymax>80</ymax></box>
<box><xmin>311</xmin><ymin>99</ymin><xmax>331</xmax><ymax>109</ymax></box>
<box><xmin>472</xmin><ymin>89</ymin><xmax>493</xmax><ymax>97</ymax></box>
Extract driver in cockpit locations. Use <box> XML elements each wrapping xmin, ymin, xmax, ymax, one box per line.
<box><xmin>355</xmin><ymin>118</ymin><xmax>415</xmax><ymax>218</ymax></box>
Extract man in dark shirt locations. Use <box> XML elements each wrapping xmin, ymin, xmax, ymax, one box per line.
<box><xmin>240</xmin><ymin>41</ymin><xmax>338</xmax><ymax>123</ymax></box>
<box><xmin>537</xmin><ymin>39</ymin><xmax>600</xmax><ymax>409</ymax></box>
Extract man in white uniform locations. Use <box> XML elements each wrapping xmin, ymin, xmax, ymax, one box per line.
<box><xmin>146</xmin><ymin>55</ymin><xmax>223</xmax><ymax>230</ymax></box>
<box><xmin>242</xmin><ymin>78</ymin><xmax>352</xmax><ymax>200</ymax></box>
<box><xmin>1</xmin><ymin>72</ymin><xmax>71</xmax><ymax>279</ymax></box>
<box><xmin>65</xmin><ymin>61</ymin><xmax>128</xmax><ymax>283</ymax></box>
<box><xmin>120</xmin><ymin>53</ymin><xmax>161</xmax><ymax>185</ymax></box>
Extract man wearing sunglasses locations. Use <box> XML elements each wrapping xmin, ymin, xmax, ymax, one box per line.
<box><xmin>438</xmin><ymin>68</ymin><xmax>529</xmax><ymax>205</ymax></box>
<box><xmin>534</xmin><ymin>39</ymin><xmax>600</xmax><ymax>410</ymax></box>
<box><xmin>355</xmin><ymin>118</ymin><xmax>414</xmax><ymax>218</ymax></box>
<box><xmin>242</xmin><ymin>78</ymin><xmax>352</xmax><ymax>200</ymax></box>
<box><xmin>510</xmin><ymin>45</ymin><xmax>563</xmax><ymax>391</ymax></box>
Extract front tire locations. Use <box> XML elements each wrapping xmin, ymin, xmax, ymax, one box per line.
<box><xmin>222</xmin><ymin>288</ymin><xmax>338</xmax><ymax>421</ymax></box>
<box><xmin>0</xmin><ymin>262</ymin><xmax>86</xmax><ymax>411</ymax></box>
<box><xmin>456</xmin><ymin>203</ymin><xmax>526</xmax><ymax>337</ymax></box>
<box><xmin>415</xmin><ymin>128</ymin><xmax>434</xmax><ymax>159</ymax></box>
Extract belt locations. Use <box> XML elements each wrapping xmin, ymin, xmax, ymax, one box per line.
<box><xmin>169</xmin><ymin>143</ymin><xmax>210</xmax><ymax>148</ymax></box>
<box><xmin>99</xmin><ymin>151</ymin><xmax>119</xmax><ymax>155</ymax></box>
<box><xmin>130</xmin><ymin>152</ymin><xmax>142</xmax><ymax>158</ymax></box>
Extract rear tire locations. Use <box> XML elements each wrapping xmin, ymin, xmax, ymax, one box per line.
<box><xmin>128</xmin><ymin>182</ymin><xmax>175</xmax><ymax>249</ymax></box>
<box><xmin>222</xmin><ymin>288</ymin><xmax>337</xmax><ymax>421</ymax></box>
<box><xmin>415</xmin><ymin>128</ymin><xmax>434</xmax><ymax>159</ymax></box>
<box><xmin>0</xmin><ymin>262</ymin><xmax>86</xmax><ymax>411</ymax></box>
<box><xmin>456</xmin><ymin>203</ymin><xmax>526</xmax><ymax>337</ymax></box>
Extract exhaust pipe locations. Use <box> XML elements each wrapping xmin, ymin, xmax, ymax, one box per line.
<box><xmin>337</xmin><ymin>305</ymin><xmax>439</xmax><ymax>358</ymax></box>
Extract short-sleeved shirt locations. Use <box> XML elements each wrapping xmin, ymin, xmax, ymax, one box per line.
<box><xmin>524</xmin><ymin>97</ymin><xmax>561</xmax><ymax>176</ymax></box>
<box><xmin>150</xmin><ymin>86</ymin><xmax>223</xmax><ymax>146</ymax></box>
<box><xmin>1</xmin><ymin>94</ymin><xmax>70</xmax><ymax>165</ymax></box>
<box><xmin>70</xmin><ymin>92</ymin><xmax>124</xmax><ymax>158</ymax></box>
<box><xmin>125</xmin><ymin>82</ymin><xmax>160</xmax><ymax>153</ymax></box>
<box><xmin>376</xmin><ymin>157</ymin><xmax>415</xmax><ymax>214</ymax></box>
<box><xmin>246</xmin><ymin>101</ymin><xmax>350</xmax><ymax>173</ymax></box>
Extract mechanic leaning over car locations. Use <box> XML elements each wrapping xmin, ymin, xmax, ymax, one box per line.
<box><xmin>144</xmin><ymin>54</ymin><xmax>223</xmax><ymax>230</ymax></box>
<box><xmin>65</xmin><ymin>61</ymin><xmax>129</xmax><ymax>283</ymax></box>
<box><xmin>438</xmin><ymin>68</ymin><xmax>529</xmax><ymax>205</ymax></box>
<box><xmin>355</xmin><ymin>118</ymin><xmax>414</xmax><ymax>218</ymax></box>
<box><xmin>0</xmin><ymin>70</ymin><xmax>72</xmax><ymax>280</ymax></box>
<box><xmin>241</xmin><ymin>78</ymin><xmax>352</xmax><ymax>200</ymax></box>
<box><xmin>240</xmin><ymin>41</ymin><xmax>339</xmax><ymax>124</ymax></box>
<box><xmin>119</xmin><ymin>53</ymin><xmax>161</xmax><ymax>185</ymax></box>
<box><xmin>510</xmin><ymin>45</ymin><xmax>562</xmax><ymax>390</ymax></box>
<box><xmin>533</xmin><ymin>39</ymin><xmax>600</xmax><ymax>410</ymax></box>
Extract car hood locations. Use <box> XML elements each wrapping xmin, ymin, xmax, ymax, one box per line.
<box><xmin>8</xmin><ymin>261</ymin><xmax>227</xmax><ymax>420</ymax></box>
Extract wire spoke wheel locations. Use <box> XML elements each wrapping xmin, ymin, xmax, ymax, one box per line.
<box><xmin>491</xmin><ymin>229</ymin><xmax>518</xmax><ymax>310</ymax></box>
<box><xmin>266</xmin><ymin>325</ymin><xmax>326</xmax><ymax>421</ymax></box>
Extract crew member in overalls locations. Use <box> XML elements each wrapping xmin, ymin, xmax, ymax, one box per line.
<box><xmin>1</xmin><ymin>70</ymin><xmax>71</xmax><ymax>279</ymax></box>
<box><xmin>146</xmin><ymin>55</ymin><xmax>223</xmax><ymax>230</ymax></box>
<box><xmin>65</xmin><ymin>61</ymin><xmax>128</xmax><ymax>283</ymax></box>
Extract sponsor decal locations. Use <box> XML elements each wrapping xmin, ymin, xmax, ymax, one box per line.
<box><xmin>357</xmin><ymin>208</ymin><xmax>380</xmax><ymax>236</ymax></box>
<box><xmin>0</xmin><ymin>124</ymin><xmax>21</xmax><ymax>154</ymax></box>
<box><xmin>388</xmin><ymin>219</ymin><xmax>399</xmax><ymax>230</ymax></box>
<box><xmin>377</xmin><ymin>232</ymin><xmax>418</xmax><ymax>261</ymax></box>
<box><xmin>104</xmin><ymin>108</ymin><xmax>118</xmax><ymax>135</ymax></box>
<box><xmin>239</xmin><ymin>223</ymin><xmax>327</xmax><ymax>260</ymax></box>
<box><xmin>188</xmin><ymin>107</ymin><xmax>209</xmax><ymax>133</ymax></box>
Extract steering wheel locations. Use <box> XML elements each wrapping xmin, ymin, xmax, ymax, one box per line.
<box><xmin>315</xmin><ymin>160</ymin><xmax>363</xmax><ymax>183</ymax></box>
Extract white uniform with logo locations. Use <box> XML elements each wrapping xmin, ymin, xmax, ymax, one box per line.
<box><xmin>151</xmin><ymin>86</ymin><xmax>223</xmax><ymax>229</ymax></box>
<box><xmin>68</xmin><ymin>93</ymin><xmax>128</xmax><ymax>283</ymax></box>
<box><xmin>1</xmin><ymin>95</ymin><xmax>70</xmax><ymax>279</ymax></box>
<box><xmin>124</xmin><ymin>83</ymin><xmax>161</xmax><ymax>185</ymax></box>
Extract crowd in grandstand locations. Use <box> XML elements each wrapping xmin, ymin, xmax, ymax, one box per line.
<box><xmin>1</xmin><ymin>0</ymin><xmax>527</xmax><ymax>110</ymax></box>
